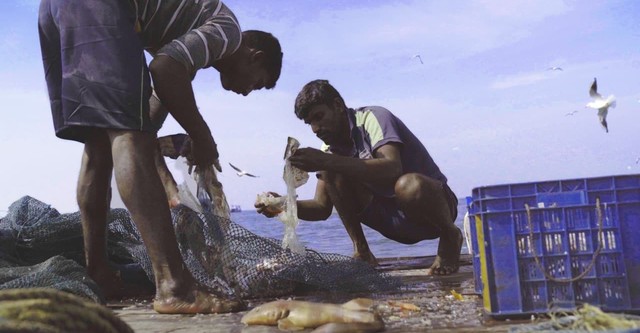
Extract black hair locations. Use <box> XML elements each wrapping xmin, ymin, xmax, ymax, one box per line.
<box><xmin>242</xmin><ymin>30</ymin><xmax>283</xmax><ymax>89</ymax></box>
<box><xmin>294</xmin><ymin>79</ymin><xmax>346</xmax><ymax>119</ymax></box>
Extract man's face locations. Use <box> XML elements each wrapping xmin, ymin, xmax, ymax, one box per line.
<box><xmin>303</xmin><ymin>103</ymin><xmax>348</xmax><ymax>146</ymax></box>
<box><xmin>220</xmin><ymin>57</ymin><xmax>269</xmax><ymax>96</ymax></box>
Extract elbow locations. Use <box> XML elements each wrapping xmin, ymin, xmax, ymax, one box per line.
<box><xmin>149</xmin><ymin>55</ymin><xmax>185</xmax><ymax>82</ymax></box>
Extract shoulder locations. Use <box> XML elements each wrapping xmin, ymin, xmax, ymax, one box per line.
<box><xmin>353</xmin><ymin>106</ymin><xmax>395</xmax><ymax>127</ymax></box>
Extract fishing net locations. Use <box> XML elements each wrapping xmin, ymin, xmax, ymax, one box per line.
<box><xmin>0</xmin><ymin>196</ymin><xmax>402</xmax><ymax>303</ymax></box>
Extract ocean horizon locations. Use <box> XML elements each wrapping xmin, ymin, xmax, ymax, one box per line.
<box><xmin>231</xmin><ymin>198</ymin><xmax>469</xmax><ymax>259</ymax></box>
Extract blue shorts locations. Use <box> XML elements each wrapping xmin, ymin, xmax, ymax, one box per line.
<box><xmin>359</xmin><ymin>182</ymin><xmax>458</xmax><ymax>244</ymax></box>
<box><xmin>38</xmin><ymin>0</ymin><xmax>155</xmax><ymax>142</ymax></box>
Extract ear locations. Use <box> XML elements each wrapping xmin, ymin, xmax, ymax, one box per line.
<box><xmin>250</xmin><ymin>50</ymin><xmax>265</xmax><ymax>64</ymax></box>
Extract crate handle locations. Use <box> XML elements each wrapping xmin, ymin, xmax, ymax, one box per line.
<box><xmin>524</xmin><ymin>197</ymin><xmax>603</xmax><ymax>283</ymax></box>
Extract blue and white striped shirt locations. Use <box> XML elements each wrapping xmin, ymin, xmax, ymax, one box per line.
<box><xmin>130</xmin><ymin>0</ymin><xmax>242</xmax><ymax>76</ymax></box>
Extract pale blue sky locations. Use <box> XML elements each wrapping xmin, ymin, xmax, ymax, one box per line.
<box><xmin>1</xmin><ymin>0</ymin><xmax>639</xmax><ymax>215</ymax></box>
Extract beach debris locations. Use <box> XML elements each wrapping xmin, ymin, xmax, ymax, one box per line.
<box><xmin>510</xmin><ymin>303</ymin><xmax>640</xmax><ymax>332</ymax></box>
<box><xmin>450</xmin><ymin>289</ymin><xmax>464</xmax><ymax>301</ymax></box>
<box><xmin>387</xmin><ymin>300</ymin><xmax>421</xmax><ymax>312</ymax></box>
<box><xmin>228</xmin><ymin>162</ymin><xmax>259</xmax><ymax>178</ymax></box>
<box><xmin>241</xmin><ymin>298</ymin><xmax>384</xmax><ymax>332</ymax></box>
<box><xmin>586</xmin><ymin>77</ymin><xmax>616</xmax><ymax>133</ymax></box>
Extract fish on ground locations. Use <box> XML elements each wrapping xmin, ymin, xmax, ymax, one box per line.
<box><xmin>241</xmin><ymin>298</ymin><xmax>385</xmax><ymax>333</ymax></box>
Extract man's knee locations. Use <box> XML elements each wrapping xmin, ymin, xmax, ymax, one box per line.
<box><xmin>108</xmin><ymin>130</ymin><xmax>157</xmax><ymax>163</ymax></box>
<box><xmin>395</xmin><ymin>173</ymin><xmax>428</xmax><ymax>201</ymax></box>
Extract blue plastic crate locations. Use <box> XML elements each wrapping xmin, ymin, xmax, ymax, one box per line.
<box><xmin>468</xmin><ymin>174</ymin><xmax>640</xmax><ymax>318</ymax></box>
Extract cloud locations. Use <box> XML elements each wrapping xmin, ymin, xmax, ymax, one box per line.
<box><xmin>490</xmin><ymin>72</ymin><xmax>551</xmax><ymax>90</ymax></box>
<box><xmin>259</xmin><ymin>0</ymin><xmax>572</xmax><ymax>69</ymax></box>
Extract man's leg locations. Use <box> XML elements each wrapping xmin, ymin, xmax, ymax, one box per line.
<box><xmin>321</xmin><ymin>172</ymin><xmax>377</xmax><ymax>266</ymax></box>
<box><xmin>395</xmin><ymin>173</ymin><xmax>462</xmax><ymax>275</ymax></box>
<box><xmin>108</xmin><ymin>129</ymin><xmax>244</xmax><ymax>314</ymax></box>
<box><xmin>77</xmin><ymin>131</ymin><xmax>127</xmax><ymax>298</ymax></box>
<box><xmin>154</xmin><ymin>144</ymin><xmax>181</xmax><ymax>208</ymax></box>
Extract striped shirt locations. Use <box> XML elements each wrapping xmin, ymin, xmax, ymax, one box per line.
<box><xmin>129</xmin><ymin>0</ymin><xmax>242</xmax><ymax>76</ymax></box>
<box><xmin>321</xmin><ymin>106</ymin><xmax>448</xmax><ymax>196</ymax></box>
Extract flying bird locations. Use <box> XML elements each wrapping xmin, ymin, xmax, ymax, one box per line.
<box><xmin>585</xmin><ymin>78</ymin><xmax>616</xmax><ymax>133</ymax></box>
<box><xmin>228</xmin><ymin>163</ymin><xmax>259</xmax><ymax>178</ymax></box>
<box><xmin>636</xmin><ymin>157</ymin><xmax>640</xmax><ymax>164</ymax></box>
<box><xmin>412</xmin><ymin>54</ymin><xmax>423</xmax><ymax>64</ymax></box>
<box><xmin>546</xmin><ymin>66</ymin><xmax>563</xmax><ymax>71</ymax></box>
<box><xmin>565</xmin><ymin>110</ymin><xmax>579</xmax><ymax>116</ymax></box>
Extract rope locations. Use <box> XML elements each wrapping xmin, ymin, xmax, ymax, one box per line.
<box><xmin>524</xmin><ymin>197</ymin><xmax>604</xmax><ymax>283</ymax></box>
<box><xmin>0</xmin><ymin>288</ymin><xmax>133</xmax><ymax>333</ymax></box>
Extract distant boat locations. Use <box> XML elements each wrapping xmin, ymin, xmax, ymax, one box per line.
<box><xmin>230</xmin><ymin>205</ymin><xmax>242</xmax><ymax>213</ymax></box>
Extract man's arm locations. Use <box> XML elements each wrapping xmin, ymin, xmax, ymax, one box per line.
<box><xmin>297</xmin><ymin>177</ymin><xmax>334</xmax><ymax>221</ymax></box>
<box><xmin>149</xmin><ymin>55</ymin><xmax>217</xmax><ymax>166</ymax></box>
<box><xmin>288</xmin><ymin>143</ymin><xmax>403</xmax><ymax>189</ymax></box>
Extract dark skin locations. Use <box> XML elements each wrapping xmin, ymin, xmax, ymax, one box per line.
<box><xmin>257</xmin><ymin>99</ymin><xmax>462</xmax><ymax>275</ymax></box>
<box><xmin>81</xmin><ymin>35</ymin><xmax>272</xmax><ymax>313</ymax></box>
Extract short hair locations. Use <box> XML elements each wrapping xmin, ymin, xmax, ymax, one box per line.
<box><xmin>294</xmin><ymin>79</ymin><xmax>346</xmax><ymax>119</ymax></box>
<box><xmin>242</xmin><ymin>30</ymin><xmax>282</xmax><ymax>89</ymax></box>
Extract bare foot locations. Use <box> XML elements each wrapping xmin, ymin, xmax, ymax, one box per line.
<box><xmin>153</xmin><ymin>289</ymin><xmax>246</xmax><ymax>314</ymax></box>
<box><xmin>428</xmin><ymin>227</ymin><xmax>463</xmax><ymax>276</ymax></box>
<box><xmin>353</xmin><ymin>251</ymin><xmax>378</xmax><ymax>266</ymax></box>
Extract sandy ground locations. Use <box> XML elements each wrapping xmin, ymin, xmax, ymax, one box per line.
<box><xmin>111</xmin><ymin>256</ymin><xmax>535</xmax><ymax>333</ymax></box>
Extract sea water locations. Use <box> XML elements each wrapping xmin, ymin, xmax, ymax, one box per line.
<box><xmin>231</xmin><ymin>199</ymin><xmax>469</xmax><ymax>259</ymax></box>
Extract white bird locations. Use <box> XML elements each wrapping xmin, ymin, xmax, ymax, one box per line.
<box><xmin>228</xmin><ymin>163</ymin><xmax>259</xmax><ymax>178</ymax></box>
<box><xmin>585</xmin><ymin>78</ymin><xmax>616</xmax><ymax>133</ymax></box>
<box><xmin>565</xmin><ymin>110</ymin><xmax>579</xmax><ymax>116</ymax></box>
<box><xmin>412</xmin><ymin>54</ymin><xmax>423</xmax><ymax>64</ymax></box>
<box><xmin>546</xmin><ymin>66</ymin><xmax>563</xmax><ymax>71</ymax></box>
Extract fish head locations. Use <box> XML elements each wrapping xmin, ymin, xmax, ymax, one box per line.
<box><xmin>241</xmin><ymin>300</ymin><xmax>291</xmax><ymax>325</ymax></box>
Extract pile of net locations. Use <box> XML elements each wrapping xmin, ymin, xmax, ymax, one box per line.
<box><xmin>0</xmin><ymin>196</ymin><xmax>402</xmax><ymax>303</ymax></box>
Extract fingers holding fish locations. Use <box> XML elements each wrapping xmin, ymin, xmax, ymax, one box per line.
<box><xmin>255</xmin><ymin>192</ymin><xmax>285</xmax><ymax>217</ymax></box>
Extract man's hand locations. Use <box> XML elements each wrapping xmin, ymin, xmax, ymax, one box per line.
<box><xmin>287</xmin><ymin>147</ymin><xmax>328</xmax><ymax>172</ymax></box>
<box><xmin>157</xmin><ymin>133</ymin><xmax>222</xmax><ymax>172</ymax></box>
<box><xmin>254</xmin><ymin>191</ymin><xmax>283</xmax><ymax>218</ymax></box>
<box><xmin>190</xmin><ymin>135</ymin><xmax>222</xmax><ymax>171</ymax></box>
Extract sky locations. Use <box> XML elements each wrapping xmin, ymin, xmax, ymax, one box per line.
<box><xmin>1</xmin><ymin>0</ymin><xmax>639</xmax><ymax>216</ymax></box>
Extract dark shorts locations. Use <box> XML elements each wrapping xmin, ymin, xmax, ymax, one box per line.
<box><xmin>359</xmin><ymin>182</ymin><xmax>458</xmax><ymax>244</ymax></box>
<box><xmin>38</xmin><ymin>0</ymin><xmax>155</xmax><ymax>143</ymax></box>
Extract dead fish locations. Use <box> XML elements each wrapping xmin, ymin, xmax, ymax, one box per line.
<box><xmin>157</xmin><ymin>133</ymin><xmax>231</xmax><ymax>220</ymax></box>
<box><xmin>241</xmin><ymin>298</ymin><xmax>384</xmax><ymax>333</ymax></box>
<box><xmin>195</xmin><ymin>165</ymin><xmax>231</xmax><ymax>220</ymax></box>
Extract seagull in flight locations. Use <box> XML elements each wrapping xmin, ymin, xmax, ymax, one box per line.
<box><xmin>228</xmin><ymin>163</ymin><xmax>258</xmax><ymax>178</ymax></box>
<box><xmin>565</xmin><ymin>110</ymin><xmax>579</xmax><ymax>116</ymax></box>
<box><xmin>546</xmin><ymin>66</ymin><xmax>563</xmax><ymax>71</ymax></box>
<box><xmin>412</xmin><ymin>54</ymin><xmax>423</xmax><ymax>64</ymax></box>
<box><xmin>586</xmin><ymin>78</ymin><xmax>616</xmax><ymax>133</ymax></box>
